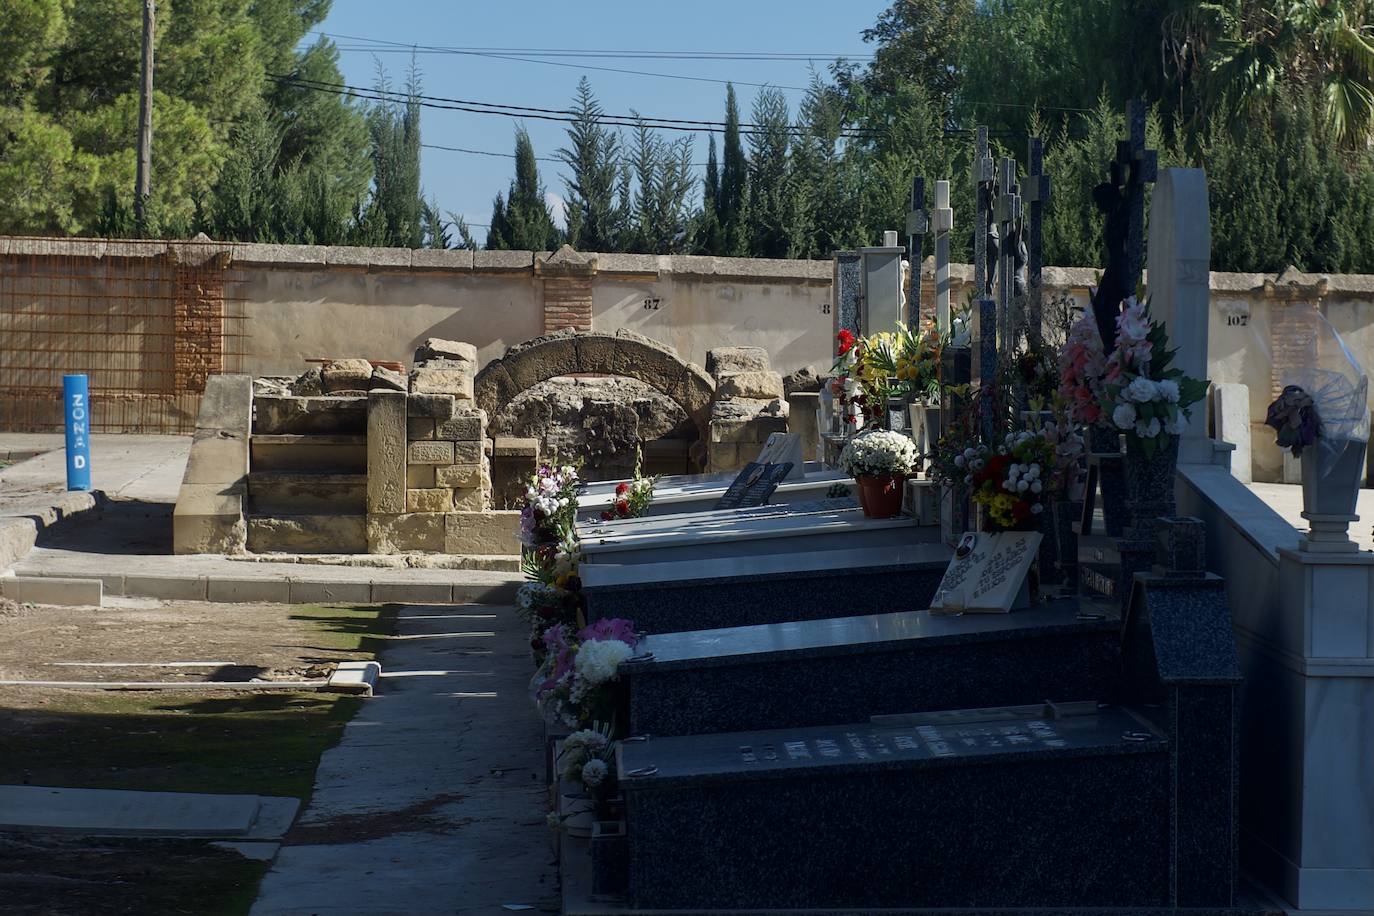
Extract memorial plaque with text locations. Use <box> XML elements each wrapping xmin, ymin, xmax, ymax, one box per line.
<box><xmin>930</xmin><ymin>530</ymin><xmax>1042</xmax><ymax>613</ymax></box>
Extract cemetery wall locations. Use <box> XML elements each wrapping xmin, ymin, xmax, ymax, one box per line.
<box><xmin>3</xmin><ymin>235</ymin><xmax>1374</xmax><ymax>481</ymax></box>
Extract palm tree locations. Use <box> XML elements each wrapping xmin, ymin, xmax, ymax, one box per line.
<box><xmin>1204</xmin><ymin>0</ymin><xmax>1374</xmax><ymax>145</ymax></box>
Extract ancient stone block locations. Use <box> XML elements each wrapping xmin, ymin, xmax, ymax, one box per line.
<box><xmin>197</xmin><ymin>374</ymin><xmax>253</xmax><ymax>435</ymax></box>
<box><xmin>322</xmin><ymin>358</ymin><xmax>374</xmax><ymax>393</ymax></box>
<box><xmin>407</xmin><ymin>417</ymin><xmax>436</xmax><ymax>440</ymax></box>
<box><xmin>444</xmin><ymin>440</ymin><xmax>477</xmax><ymax>465</ymax></box>
<box><xmin>491</xmin><ymin>437</ymin><xmax>539</xmax><ymax>458</ymax></box>
<box><xmin>410</xmin><ymin>367</ymin><xmax>475</xmax><ymax>400</ymax></box>
<box><xmin>367</xmin><ymin>513</ymin><xmax>446</xmax><ymax>554</ymax></box>
<box><xmin>247</xmin><ymin>514</ymin><xmax>367</xmax><ymax>554</ymax></box>
<box><xmin>706</xmin><ymin>346</ymin><xmax>771</xmax><ymax>378</ymax></box>
<box><xmin>290</xmin><ymin>367</ymin><xmax>323</xmax><ymax>396</ymax></box>
<box><xmin>407</xmin><ymin>488</ymin><xmax>456</xmax><ymax>513</ymax></box>
<box><xmin>435</xmin><ymin>409</ymin><xmax>486</xmax><ymax>441</ymax></box>
<box><xmin>370</xmin><ymin>366</ymin><xmax>407</xmax><ymax>392</ymax></box>
<box><xmin>173</xmin><ymin>483</ymin><xmax>246</xmax><ymax>555</ymax></box>
<box><xmin>408</xmin><ymin>440</ymin><xmax>454</xmax><ymax>465</ymax></box>
<box><xmin>451</xmin><ymin>486</ymin><xmax>488</xmax><ymax>512</ymax></box>
<box><xmin>444</xmin><ymin>511</ymin><xmax>521</xmax><ymax>555</ymax></box>
<box><xmin>716</xmin><ymin>371</ymin><xmax>784</xmax><ymax>401</ymax></box>
<box><xmin>367</xmin><ymin>391</ymin><xmax>408</xmax><ymax>515</ymax></box>
<box><xmin>415</xmin><ymin>338</ymin><xmax>478</xmax><ymax>364</ymax></box>
<box><xmin>407</xmin><ymin>464</ymin><xmax>437</xmax><ymax>489</ymax></box>
<box><xmin>182</xmin><ymin>428</ymin><xmax>249</xmax><ymax>485</ymax></box>
<box><xmin>707</xmin><ymin>441</ymin><xmax>741</xmax><ymax>471</ymax></box>
<box><xmin>254</xmin><ymin>395</ymin><xmax>366</xmax><ymax>436</ymax></box>
<box><xmin>407</xmin><ymin>393</ymin><xmax>456</xmax><ymax>419</ymax></box>
<box><xmin>783</xmin><ymin>365</ymin><xmax>823</xmax><ymax>395</ymax></box>
<box><xmin>435</xmin><ymin>463</ymin><xmax>486</xmax><ymax>489</ymax></box>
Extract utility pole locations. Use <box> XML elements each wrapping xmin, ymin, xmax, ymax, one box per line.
<box><xmin>134</xmin><ymin>0</ymin><xmax>155</xmax><ymax>235</ymax></box>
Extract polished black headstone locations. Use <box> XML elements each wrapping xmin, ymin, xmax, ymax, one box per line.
<box><xmin>619</xmin><ymin>705</ymin><xmax>1171</xmax><ymax>910</ymax></box>
<box><xmin>622</xmin><ymin>600</ymin><xmax>1119</xmax><ymax>736</ymax></box>
<box><xmin>583</xmin><ymin>543</ymin><xmax>948</xmax><ymax>634</ymax></box>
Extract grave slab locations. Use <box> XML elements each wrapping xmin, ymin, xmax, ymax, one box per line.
<box><xmin>618</xmin><ymin>705</ymin><xmax>1171</xmax><ymax>910</ymax></box>
<box><xmin>579</xmin><ymin>506</ymin><xmax>936</xmax><ymax>566</ymax></box>
<box><xmin>576</xmin><ymin>497</ymin><xmax>854</xmax><ymax>540</ymax></box>
<box><xmin>0</xmin><ymin>785</ymin><xmax>299</xmax><ymax>839</ymax></box>
<box><xmin>579</xmin><ymin>467</ymin><xmax>846</xmax><ymax>518</ymax></box>
<box><xmin>582</xmin><ymin>542</ymin><xmax>950</xmax><ymax>633</ymax></box>
<box><xmin>623</xmin><ymin>600</ymin><xmax>1119</xmax><ymax>736</ymax></box>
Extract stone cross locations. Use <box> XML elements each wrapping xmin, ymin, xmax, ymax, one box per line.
<box><xmin>1090</xmin><ymin>101</ymin><xmax>1158</xmax><ymax>353</ymax></box>
<box><xmin>994</xmin><ymin>157</ymin><xmax>1022</xmax><ymax>349</ymax></box>
<box><xmin>1024</xmin><ymin>137</ymin><xmax>1051</xmax><ymax>349</ymax></box>
<box><xmin>932</xmin><ymin>180</ymin><xmax>954</xmax><ymax>333</ymax></box>
<box><xmin>906</xmin><ymin>175</ymin><xmax>928</xmax><ymax>331</ymax></box>
<box><xmin>1147</xmin><ymin>168</ymin><xmax>1214</xmax><ymax>465</ymax></box>
<box><xmin>971</xmin><ymin>127</ymin><xmax>994</xmax><ymax>300</ymax></box>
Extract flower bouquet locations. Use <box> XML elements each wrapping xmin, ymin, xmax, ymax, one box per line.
<box><xmin>520</xmin><ymin>463</ymin><xmax>580</xmax><ymax>547</ymax></box>
<box><xmin>955</xmin><ymin>430</ymin><xmax>1059</xmax><ymax>532</ymax></box>
<box><xmin>555</xmin><ymin>723</ymin><xmax>620</xmax><ymax>834</ymax></box>
<box><xmin>839</xmin><ymin>428</ymin><xmax>919</xmax><ymax>518</ymax></box>
<box><xmin>599</xmin><ymin>451</ymin><xmax>658</xmax><ymax>522</ymax></box>
<box><xmin>534</xmin><ymin>618</ymin><xmax>640</xmax><ymax>731</ymax></box>
<box><xmin>1098</xmin><ymin>298</ymin><xmax>1208</xmax><ymax>459</ymax></box>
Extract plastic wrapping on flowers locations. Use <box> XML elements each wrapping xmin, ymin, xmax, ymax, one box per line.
<box><xmin>1269</xmin><ymin>310</ymin><xmax>1370</xmax><ymax>480</ymax></box>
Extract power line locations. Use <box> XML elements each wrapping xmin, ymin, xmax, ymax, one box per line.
<box><xmin>309</xmin><ymin>31</ymin><xmax>835</xmax><ymax>91</ymax></box>
<box><xmin>273</xmin><ymin>74</ymin><xmax>884</xmax><ymax>138</ymax></box>
<box><xmin>422</xmin><ymin>142</ymin><xmax>711</xmax><ymax>169</ymax></box>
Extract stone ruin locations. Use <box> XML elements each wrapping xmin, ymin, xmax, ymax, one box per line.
<box><xmin>173</xmin><ymin>338</ymin><xmax>526</xmax><ymax>557</ymax></box>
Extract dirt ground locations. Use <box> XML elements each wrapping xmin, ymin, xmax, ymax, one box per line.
<box><xmin>0</xmin><ymin>600</ymin><xmax>388</xmax><ymax>684</ymax></box>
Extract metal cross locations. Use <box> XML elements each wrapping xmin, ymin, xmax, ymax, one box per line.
<box><xmin>1024</xmin><ymin>137</ymin><xmax>1051</xmax><ymax>349</ymax></box>
<box><xmin>994</xmin><ymin>156</ymin><xmax>1022</xmax><ymax>350</ymax></box>
<box><xmin>905</xmin><ymin>175</ymin><xmax>928</xmax><ymax>331</ymax></box>
<box><xmin>971</xmin><ymin>127</ymin><xmax>994</xmax><ymax>300</ymax></box>
<box><xmin>1117</xmin><ymin>100</ymin><xmax>1158</xmax><ymax>302</ymax></box>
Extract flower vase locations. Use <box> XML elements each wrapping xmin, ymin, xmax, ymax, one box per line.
<box><xmin>1123</xmin><ymin>434</ymin><xmax>1180</xmax><ymax>538</ymax></box>
<box><xmin>858</xmin><ymin>474</ymin><xmax>905</xmax><ymax>518</ymax></box>
<box><xmin>1300</xmin><ymin>438</ymin><xmax>1368</xmax><ymax>552</ymax></box>
<box><xmin>591</xmin><ymin>819</ymin><xmax>629</xmax><ymax>898</ymax></box>
<box><xmin>559</xmin><ymin>788</ymin><xmax>596</xmax><ymax>838</ymax></box>
<box><xmin>1088</xmin><ymin>427</ymin><xmax>1128</xmax><ymax>537</ymax></box>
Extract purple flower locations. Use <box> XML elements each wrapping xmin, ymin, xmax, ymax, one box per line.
<box><xmin>577</xmin><ymin>617</ymin><xmax>641</xmax><ymax>648</ymax></box>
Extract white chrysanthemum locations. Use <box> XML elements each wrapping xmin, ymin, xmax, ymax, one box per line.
<box><xmin>581</xmin><ymin>758</ymin><xmax>609</xmax><ymax>788</ymax></box>
<box><xmin>564</xmin><ymin>729</ymin><xmax>609</xmax><ymax>753</ymax></box>
<box><xmin>1113</xmin><ymin>403</ymin><xmax>1137</xmax><ymax>430</ymax></box>
<box><xmin>1017</xmin><ymin>479</ymin><xmax>1030</xmax><ymax>493</ymax></box>
<box><xmin>1157</xmin><ymin>379</ymin><xmax>1180</xmax><ymax>403</ymax></box>
<box><xmin>1031</xmin><ymin>479</ymin><xmax>1043</xmax><ymax>494</ymax></box>
<box><xmin>1125</xmin><ymin>376</ymin><xmax>1158</xmax><ymax>404</ymax></box>
<box><xmin>1031</xmin><ymin>503</ymin><xmax>1044</xmax><ymax>514</ymax></box>
<box><xmin>575</xmin><ymin>639</ymin><xmax>635</xmax><ymax>686</ymax></box>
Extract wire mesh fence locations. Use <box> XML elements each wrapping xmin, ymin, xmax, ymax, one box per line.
<box><xmin>0</xmin><ymin>238</ymin><xmax>248</xmax><ymax>434</ymax></box>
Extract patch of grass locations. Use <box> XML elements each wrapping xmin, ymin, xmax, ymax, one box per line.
<box><xmin>0</xmin><ymin>603</ymin><xmax>398</xmax><ymax>800</ymax></box>
<box><xmin>0</xmin><ymin>834</ymin><xmax>268</xmax><ymax>916</ymax></box>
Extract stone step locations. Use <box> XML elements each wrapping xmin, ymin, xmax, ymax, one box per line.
<box><xmin>253</xmin><ymin>395</ymin><xmax>366</xmax><ymax>436</ymax></box>
<box><xmin>247</xmin><ymin>471</ymin><xmax>366</xmax><ymax>514</ymax></box>
<box><xmin>250</xmin><ymin>434</ymin><xmax>366</xmax><ymax>473</ymax></box>
<box><xmin>247</xmin><ymin>513</ymin><xmax>367</xmax><ymax>554</ymax></box>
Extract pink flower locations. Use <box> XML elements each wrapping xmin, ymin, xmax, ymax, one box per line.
<box><xmin>578</xmin><ymin>618</ymin><xmax>641</xmax><ymax>648</ymax></box>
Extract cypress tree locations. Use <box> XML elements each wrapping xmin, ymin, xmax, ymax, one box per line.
<box><xmin>557</xmin><ymin>77</ymin><xmax>623</xmax><ymax>251</ymax></box>
<box><xmin>503</xmin><ymin>126</ymin><xmax>561</xmax><ymax>251</ymax></box>
<box><xmin>719</xmin><ymin>84</ymin><xmax>748</xmax><ymax>256</ymax></box>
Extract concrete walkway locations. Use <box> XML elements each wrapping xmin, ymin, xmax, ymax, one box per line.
<box><xmin>0</xmin><ymin>434</ymin><xmax>189</xmax><ymax>504</ymax></box>
<box><xmin>250</xmin><ymin>602</ymin><xmax>557</xmax><ymax>916</ymax></box>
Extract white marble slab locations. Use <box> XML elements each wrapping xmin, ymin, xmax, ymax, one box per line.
<box><xmin>580</xmin><ymin>542</ymin><xmax>951</xmax><ymax>591</ymax></box>
<box><xmin>578</xmin><ymin>467</ymin><xmax>846</xmax><ymax>518</ymax></box>
<box><xmin>576</xmin><ymin>497</ymin><xmax>849</xmax><ymax>540</ymax></box>
<box><xmin>579</xmin><ymin>462</ymin><xmax>828</xmax><ymax>501</ymax></box>
<box><xmin>579</xmin><ymin>507</ymin><xmax>937</xmax><ymax>566</ymax></box>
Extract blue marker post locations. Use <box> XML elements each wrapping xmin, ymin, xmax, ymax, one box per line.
<box><xmin>63</xmin><ymin>375</ymin><xmax>92</xmax><ymax>491</ymax></box>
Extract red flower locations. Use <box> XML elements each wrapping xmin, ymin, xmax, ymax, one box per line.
<box><xmin>1011</xmin><ymin>500</ymin><xmax>1032</xmax><ymax>522</ymax></box>
<box><xmin>615</xmin><ymin>498</ymin><xmax>630</xmax><ymax>515</ymax></box>
<box><xmin>837</xmin><ymin>329</ymin><xmax>857</xmax><ymax>356</ymax></box>
<box><xmin>615</xmin><ymin>482</ymin><xmax>630</xmax><ymax>496</ymax></box>
<box><xmin>600</xmin><ymin>510</ymin><xmax>614</xmax><ymax>521</ymax></box>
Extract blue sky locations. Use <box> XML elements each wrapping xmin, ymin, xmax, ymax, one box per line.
<box><xmin>311</xmin><ymin>0</ymin><xmax>891</xmax><ymax>241</ymax></box>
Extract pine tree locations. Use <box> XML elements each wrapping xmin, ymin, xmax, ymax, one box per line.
<box><xmin>746</xmin><ymin>87</ymin><xmax>800</xmax><ymax>258</ymax></box>
<box><xmin>695</xmin><ymin>135</ymin><xmax>724</xmax><ymax>253</ymax></box>
<box><xmin>719</xmin><ymin>84</ymin><xmax>748</xmax><ymax>256</ymax></box>
<box><xmin>557</xmin><ymin>77</ymin><xmax>623</xmax><ymax>251</ymax></box>
<box><xmin>486</xmin><ymin>192</ymin><xmax>511</xmax><ymax>249</ymax></box>
<box><xmin>364</xmin><ymin>67</ymin><xmax>424</xmax><ymax>248</ymax></box>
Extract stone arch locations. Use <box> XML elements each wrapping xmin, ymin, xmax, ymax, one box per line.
<box><xmin>474</xmin><ymin>329</ymin><xmax>715</xmax><ymax>445</ymax></box>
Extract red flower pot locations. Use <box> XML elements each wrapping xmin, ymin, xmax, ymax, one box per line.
<box><xmin>857</xmin><ymin>474</ymin><xmax>905</xmax><ymax>519</ymax></box>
